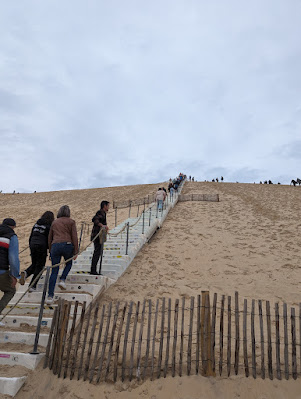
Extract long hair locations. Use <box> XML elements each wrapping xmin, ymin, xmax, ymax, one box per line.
<box><xmin>41</xmin><ymin>211</ymin><xmax>55</xmax><ymax>225</ymax></box>
<box><xmin>57</xmin><ymin>205</ymin><xmax>70</xmax><ymax>218</ymax></box>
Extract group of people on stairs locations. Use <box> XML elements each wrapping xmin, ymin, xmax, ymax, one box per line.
<box><xmin>0</xmin><ymin>201</ymin><xmax>110</xmax><ymax>316</ymax></box>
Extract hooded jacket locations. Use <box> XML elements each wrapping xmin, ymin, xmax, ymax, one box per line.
<box><xmin>29</xmin><ymin>218</ymin><xmax>51</xmax><ymax>249</ymax></box>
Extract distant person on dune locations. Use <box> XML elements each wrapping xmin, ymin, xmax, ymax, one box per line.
<box><xmin>90</xmin><ymin>201</ymin><xmax>110</xmax><ymax>275</ymax></box>
<box><xmin>46</xmin><ymin>205</ymin><xmax>78</xmax><ymax>304</ymax></box>
<box><xmin>20</xmin><ymin>211</ymin><xmax>54</xmax><ymax>291</ymax></box>
<box><xmin>0</xmin><ymin>218</ymin><xmax>20</xmax><ymax>325</ymax></box>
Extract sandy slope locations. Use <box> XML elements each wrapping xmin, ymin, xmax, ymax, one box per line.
<box><xmin>2</xmin><ymin>181</ymin><xmax>301</xmax><ymax>399</ymax></box>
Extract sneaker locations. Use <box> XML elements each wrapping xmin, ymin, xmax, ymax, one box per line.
<box><xmin>20</xmin><ymin>271</ymin><xmax>27</xmax><ymax>285</ymax></box>
<box><xmin>0</xmin><ymin>321</ymin><xmax>5</xmax><ymax>327</ymax></box>
<box><xmin>58</xmin><ymin>280</ymin><xmax>66</xmax><ymax>290</ymax></box>
<box><xmin>29</xmin><ymin>287</ymin><xmax>36</xmax><ymax>293</ymax></box>
<box><xmin>46</xmin><ymin>296</ymin><xmax>54</xmax><ymax>305</ymax></box>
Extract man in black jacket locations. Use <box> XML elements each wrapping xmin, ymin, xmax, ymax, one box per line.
<box><xmin>90</xmin><ymin>201</ymin><xmax>110</xmax><ymax>275</ymax></box>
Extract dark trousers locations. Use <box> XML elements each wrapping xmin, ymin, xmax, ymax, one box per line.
<box><xmin>0</xmin><ymin>271</ymin><xmax>16</xmax><ymax>314</ymax></box>
<box><xmin>91</xmin><ymin>240</ymin><xmax>103</xmax><ymax>273</ymax></box>
<box><xmin>25</xmin><ymin>246</ymin><xmax>47</xmax><ymax>288</ymax></box>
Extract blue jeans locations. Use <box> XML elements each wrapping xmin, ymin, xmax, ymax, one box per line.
<box><xmin>157</xmin><ymin>200</ymin><xmax>163</xmax><ymax>210</ymax></box>
<box><xmin>48</xmin><ymin>242</ymin><xmax>74</xmax><ymax>297</ymax></box>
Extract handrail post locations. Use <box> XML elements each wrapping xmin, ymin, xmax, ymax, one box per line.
<box><xmin>30</xmin><ymin>266</ymin><xmax>51</xmax><ymax>355</ymax></box>
<box><xmin>129</xmin><ymin>201</ymin><xmax>132</xmax><ymax>218</ymax></box>
<box><xmin>142</xmin><ymin>211</ymin><xmax>145</xmax><ymax>234</ymax></box>
<box><xmin>98</xmin><ymin>228</ymin><xmax>106</xmax><ymax>275</ymax></box>
<box><xmin>137</xmin><ymin>204</ymin><xmax>140</xmax><ymax>217</ymax></box>
<box><xmin>115</xmin><ymin>208</ymin><xmax>117</xmax><ymax>227</ymax></box>
<box><xmin>125</xmin><ymin>222</ymin><xmax>130</xmax><ymax>255</ymax></box>
<box><xmin>149</xmin><ymin>206</ymin><xmax>152</xmax><ymax>226</ymax></box>
<box><xmin>78</xmin><ymin>222</ymin><xmax>84</xmax><ymax>253</ymax></box>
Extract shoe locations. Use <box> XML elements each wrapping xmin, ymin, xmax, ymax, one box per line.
<box><xmin>20</xmin><ymin>271</ymin><xmax>27</xmax><ymax>285</ymax></box>
<box><xmin>46</xmin><ymin>296</ymin><xmax>54</xmax><ymax>305</ymax></box>
<box><xmin>58</xmin><ymin>280</ymin><xmax>66</xmax><ymax>290</ymax></box>
<box><xmin>29</xmin><ymin>287</ymin><xmax>36</xmax><ymax>293</ymax></box>
<box><xmin>90</xmin><ymin>271</ymin><xmax>100</xmax><ymax>275</ymax></box>
<box><xmin>0</xmin><ymin>321</ymin><xmax>5</xmax><ymax>327</ymax></box>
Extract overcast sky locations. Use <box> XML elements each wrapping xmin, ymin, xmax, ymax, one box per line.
<box><xmin>0</xmin><ymin>0</ymin><xmax>300</xmax><ymax>192</ymax></box>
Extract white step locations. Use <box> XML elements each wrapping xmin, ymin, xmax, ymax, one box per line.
<box><xmin>0</xmin><ymin>315</ymin><xmax>52</xmax><ymax>329</ymax></box>
<box><xmin>19</xmin><ymin>283</ymin><xmax>102</xmax><ymax>297</ymax></box>
<box><xmin>0</xmin><ymin>376</ymin><xmax>27</xmax><ymax>397</ymax></box>
<box><xmin>0</xmin><ymin>351</ymin><xmax>44</xmax><ymax>369</ymax></box>
<box><xmin>11</xmin><ymin>291</ymin><xmax>93</xmax><ymax>304</ymax></box>
<box><xmin>0</xmin><ymin>331</ymin><xmax>48</xmax><ymax>347</ymax></box>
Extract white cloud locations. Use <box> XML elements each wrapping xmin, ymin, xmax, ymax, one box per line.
<box><xmin>0</xmin><ymin>0</ymin><xmax>301</xmax><ymax>192</ymax></box>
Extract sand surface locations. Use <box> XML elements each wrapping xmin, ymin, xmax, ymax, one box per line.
<box><xmin>1</xmin><ymin>181</ymin><xmax>301</xmax><ymax>398</ymax></box>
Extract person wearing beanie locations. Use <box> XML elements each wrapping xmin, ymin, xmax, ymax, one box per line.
<box><xmin>0</xmin><ymin>218</ymin><xmax>20</xmax><ymax>326</ymax></box>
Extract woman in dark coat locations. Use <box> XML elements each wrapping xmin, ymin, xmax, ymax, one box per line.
<box><xmin>20</xmin><ymin>211</ymin><xmax>54</xmax><ymax>291</ymax></box>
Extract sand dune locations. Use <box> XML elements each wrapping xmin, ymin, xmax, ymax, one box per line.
<box><xmin>1</xmin><ymin>181</ymin><xmax>300</xmax><ymax>398</ymax></box>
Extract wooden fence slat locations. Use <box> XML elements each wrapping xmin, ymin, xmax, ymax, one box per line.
<box><xmin>234</xmin><ymin>292</ymin><xmax>240</xmax><ymax>375</ymax></box>
<box><xmin>172</xmin><ymin>299</ymin><xmax>179</xmax><ymax>377</ymax></box>
<box><xmin>58</xmin><ymin>302</ymin><xmax>71</xmax><ymax>378</ymax></box>
<box><xmin>83</xmin><ymin>304</ymin><xmax>99</xmax><ymax>381</ymax></box>
<box><xmin>129</xmin><ymin>301</ymin><xmax>140</xmax><ymax>381</ymax></box>
<box><xmin>299</xmin><ymin>304</ymin><xmax>301</xmax><ymax>377</ymax></box>
<box><xmin>266</xmin><ymin>301</ymin><xmax>273</xmax><ymax>380</ymax></box>
<box><xmin>187</xmin><ymin>296</ymin><xmax>194</xmax><ymax>376</ymax></box>
<box><xmin>44</xmin><ymin>306</ymin><xmax>58</xmax><ymax>369</ymax></box>
<box><xmin>121</xmin><ymin>301</ymin><xmax>133</xmax><ymax>382</ymax></box>
<box><xmin>70</xmin><ymin>301</ymin><xmax>86</xmax><ymax>380</ymax></box>
<box><xmin>291</xmin><ymin>307</ymin><xmax>297</xmax><ymax>380</ymax></box>
<box><xmin>51</xmin><ymin>299</ymin><xmax>64</xmax><ymax>373</ymax></box>
<box><xmin>105</xmin><ymin>302</ymin><xmax>120</xmax><ymax>381</ymax></box>
<box><xmin>157</xmin><ymin>297</ymin><xmax>166</xmax><ymax>379</ymax></box>
<box><xmin>96</xmin><ymin>302</ymin><xmax>113</xmax><ymax>383</ymax></box>
<box><xmin>137</xmin><ymin>300</ymin><xmax>146</xmax><ymax>381</ymax></box>
<box><xmin>258</xmin><ymin>300</ymin><xmax>265</xmax><ymax>379</ymax></box>
<box><xmin>54</xmin><ymin>301</ymin><xmax>67</xmax><ymax>375</ymax></box>
<box><xmin>204</xmin><ymin>292</ymin><xmax>214</xmax><ymax>376</ymax></box>
<box><xmin>77</xmin><ymin>303</ymin><xmax>92</xmax><ymax>380</ymax></box>
<box><xmin>179</xmin><ymin>297</ymin><xmax>185</xmax><ymax>377</ymax></box>
<box><xmin>164</xmin><ymin>298</ymin><xmax>172</xmax><ymax>378</ymax></box>
<box><xmin>196</xmin><ymin>295</ymin><xmax>201</xmax><ymax>375</ymax></box>
<box><xmin>275</xmin><ymin>303</ymin><xmax>281</xmax><ymax>380</ymax></box>
<box><xmin>227</xmin><ymin>296</ymin><xmax>231</xmax><ymax>377</ymax></box>
<box><xmin>114</xmin><ymin>302</ymin><xmax>128</xmax><ymax>382</ymax></box>
<box><xmin>219</xmin><ymin>295</ymin><xmax>225</xmax><ymax>376</ymax></box>
<box><xmin>89</xmin><ymin>304</ymin><xmax>106</xmax><ymax>382</ymax></box>
<box><xmin>251</xmin><ymin>299</ymin><xmax>256</xmax><ymax>379</ymax></box>
<box><xmin>283</xmin><ymin>303</ymin><xmax>289</xmax><ymax>380</ymax></box>
<box><xmin>243</xmin><ymin>299</ymin><xmax>249</xmax><ymax>377</ymax></box>
<box><xmin>151</xmin><ymin>299</ymin><xmax>159</xmax><ymax>380</ymax></box>
<box><xmin>143</xmin><ymin>300</ymin><xmax>152</xmax><ymax>380</ymax></box>
<box><xmin>211</xmin><ymin>293</ymin><xmax>217</xmax><ymax>374</ymax></box>
<box><xmin>63</xmin><ymin>301</ymin><xmax>79</xmax><ymax>379</ymax></box>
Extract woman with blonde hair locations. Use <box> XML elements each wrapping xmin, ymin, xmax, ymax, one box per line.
<box><xmin>46</xmin><ymin>205</ymin><xmax>78</xmax><ymax>304</ymax></box>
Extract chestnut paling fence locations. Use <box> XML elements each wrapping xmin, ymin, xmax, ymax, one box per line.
<box><xmin>44</xmin><ymin>291</ymin><xmax>301</xmax><ymax>383</ymax></box>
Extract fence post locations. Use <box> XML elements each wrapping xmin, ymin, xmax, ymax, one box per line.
<box><xmin>125</xmin><ymin>223</ymin><xmax>130</xmax><ymax>255</ymax></box>
<box><xmin>30</xmin><ymin>266</ymin><xmax>51</xmax><ymax>354</ymax></box>
<box><xmin>129</xmin><ymin>201</ymin><xmax>132</xmax><ymax>218</ymax></box>
<box><xmin>98</xmin><ymin>228</ymin><xmax>106</xmax><ymax>275</ymax></box>
<box><xmin>137</xmin><ymin>204</ymin><xmax>140</xmax><ymax>217</ymax></box>
<box><xmin>149</xmin><ymin>206</ymin><xmax>152</xmax><ymax>226</ymax></box>
<box><xmin>78</xmin><ymin>222</ymin><xmax>84</xmax><ymax>253</ymax></box>
<box><xmin>115</xmin><ymin>208</ymin><xmax>117</xmax><ymax>227</ymax></box>
<box><xmin>142</xmin><ymin>211</ymin><xmax>145</xmax><ymax>234</ymax></box>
